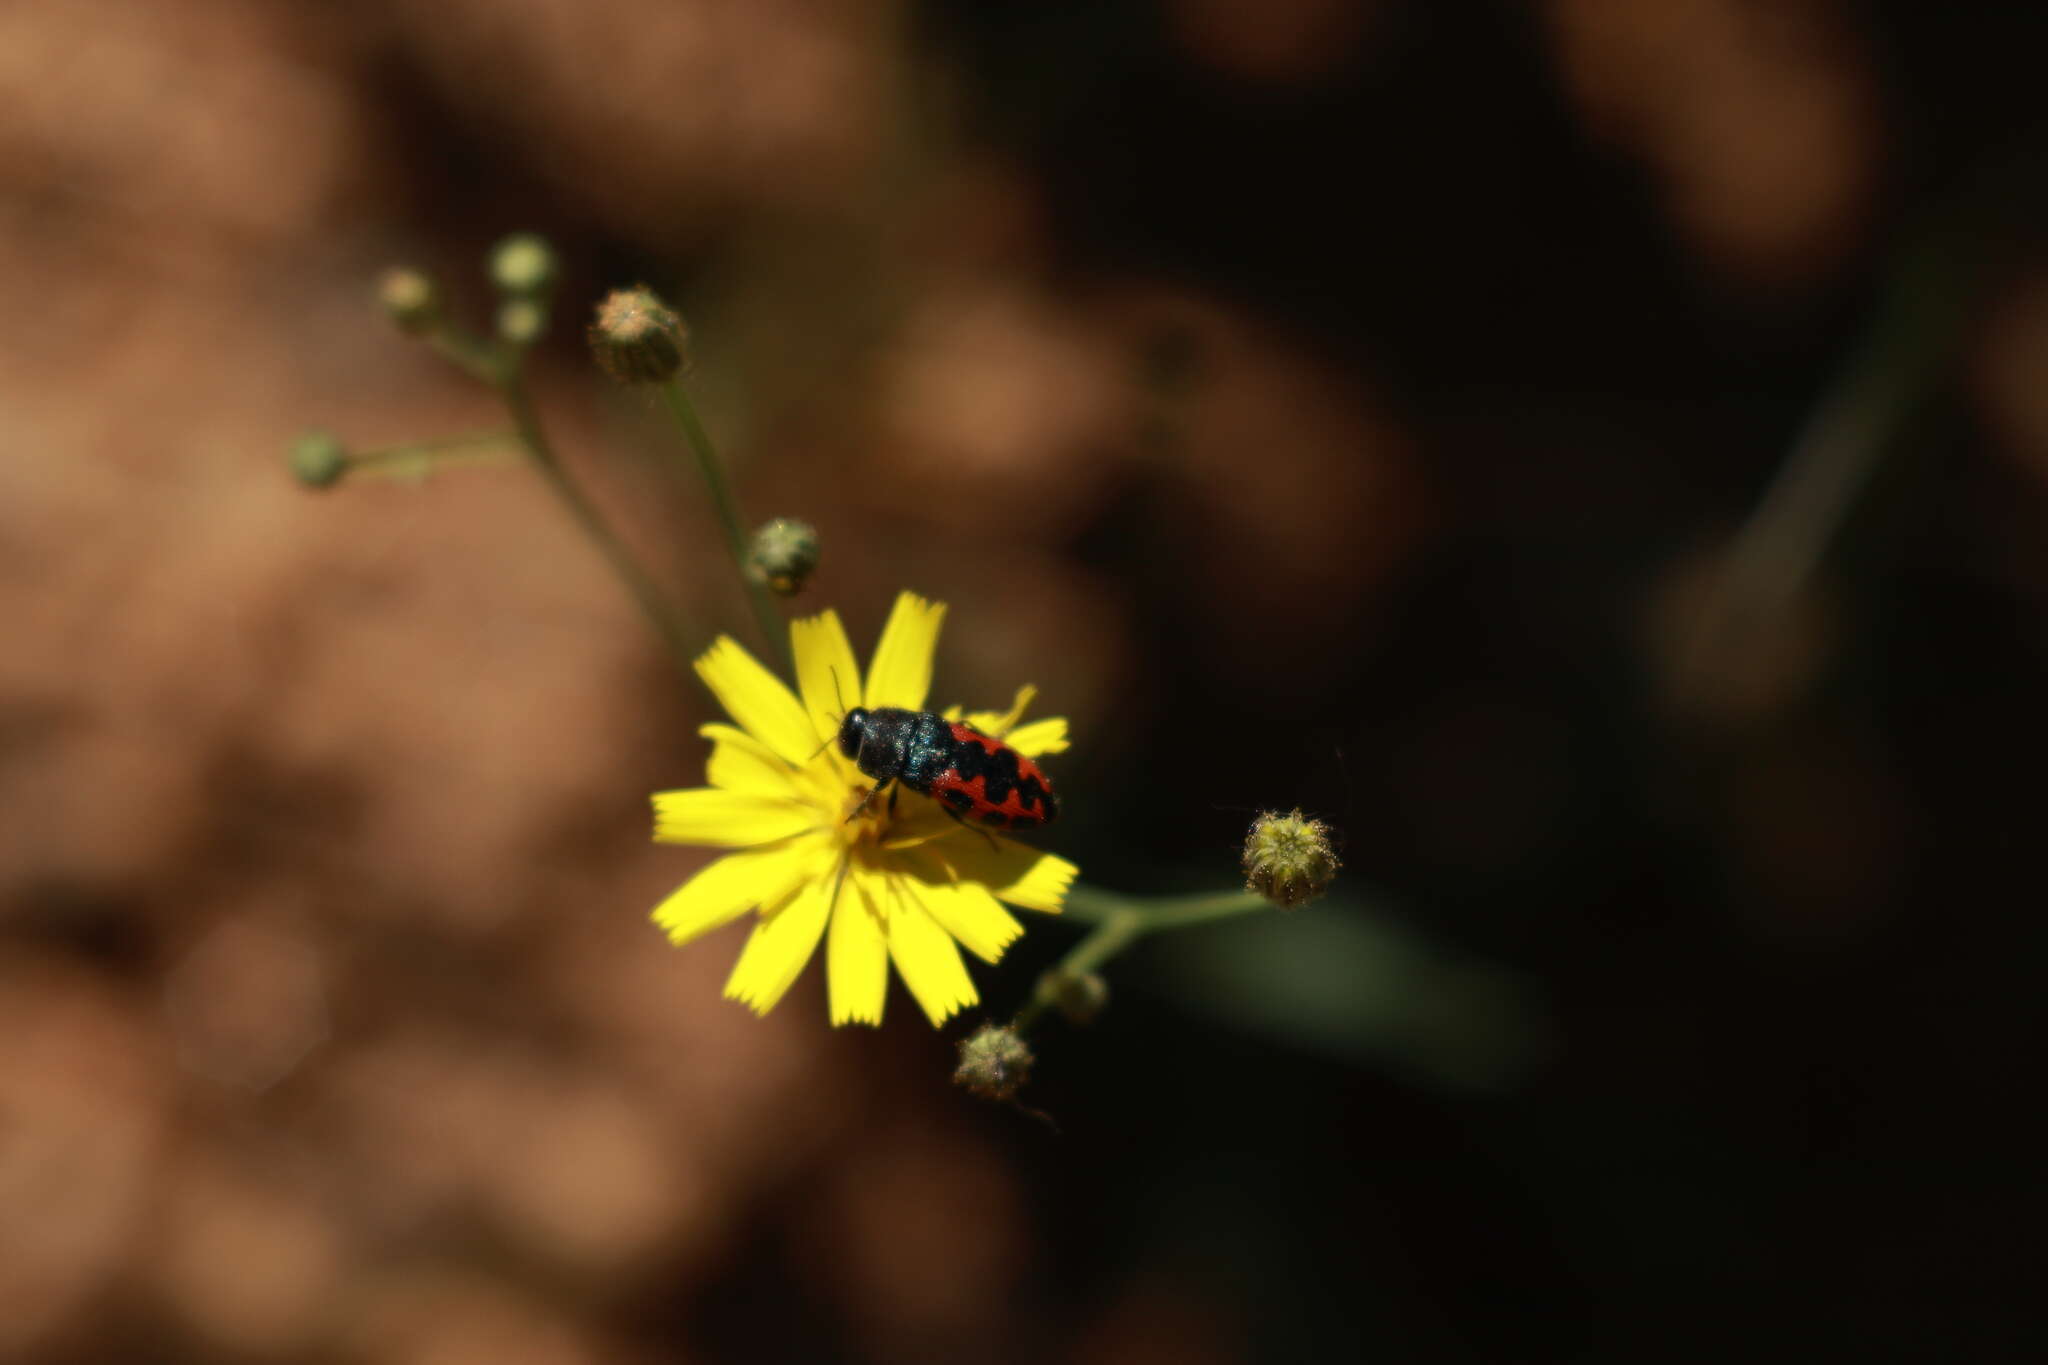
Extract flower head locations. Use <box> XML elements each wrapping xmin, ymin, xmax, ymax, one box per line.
<box><xmin>288</xmin><ymin>430</ymin><xmax>349</xmax><ymax>489</ymax></box>
<box><xmin>747</xmin><ymin>517</ymin><xmax>822</xmax><ymax>596</ymax></box>
<box><xmin>953</xmin><ymin>1024</ymin><xmax>1034</xmax><ymax>1101</ymax></box>
<box><xmin>1242</xmin><ymin>808</ymin><xmax>1339</xmax><ymax>909</ymax></box>
<box><xmin>590</xmin><ymin>286</ymin><xmax>689</xmax><ymax>384</ymax></box>
<box><xmin>651</xmin><ymin>592</ymin><xmax>1075</xmax><ymax>1026</ymax></box>
<box><xmin>489</xmin><ymin>232</ymin><xmax>558</xmax><ymax>298</ymax></box>
<box><xmin>376</xmin><ymin>267</ymin><xmax>441</xmax><ymax>335</ymax></box>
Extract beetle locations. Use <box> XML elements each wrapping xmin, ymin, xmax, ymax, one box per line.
<box><xmin>837</xmin><ymin>706</ymin><xmax>1059</xmax><ymax>831</ymax></box>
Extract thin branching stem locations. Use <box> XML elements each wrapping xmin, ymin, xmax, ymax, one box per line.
<box><xmin>1680</xmin><ymin>204</ymin><xmax>1988</xmax><ymax>693</ymax></box>
<box><xmin>500</xmin><ymin>371</ymin><xmax>702</xmax><ymax>674</ymax></box>
<box><xmin>659</xmin><ymin>380</ymin><xmax>789</xmax><ymax>669</ymax></box>
<box><xmin>351</xmin><ymin>430</ymin><xmax>519</xmax><ymax>476</ymax></box>
<box><xmin>1012</xmin><ymin>884</ymin><xmax>1270</xmax><ymax>1031</ymax></box>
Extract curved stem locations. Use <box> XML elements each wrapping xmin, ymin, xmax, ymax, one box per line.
<box><xmin>659</xmin><ymin>381</ymin><xmax>789</xmax><ymax>668</ymax></box>
<box><xmin>1014</xmin><ymin>884</ymin><xmax>1270</xmax><ymax>1031</ymax></box>
<box><xmin>502</xmin><ymin>373</ymin><xmax>702</xmax><ymax>674</ymax></box>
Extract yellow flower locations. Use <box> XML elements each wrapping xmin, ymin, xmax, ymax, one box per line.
<box><xmin>651</xmin><ymin>592</ymin><xmax>1077</xmax><ymax>1026</ymax></box>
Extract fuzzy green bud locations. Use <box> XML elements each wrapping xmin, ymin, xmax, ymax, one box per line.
<box><xmin>497</xmin><ymin>297</ymin><xmax>549</xmax><ymax>347</ymax></box>
<box><xmin>287</xmin><ymin>430</ymin><xmax>349</xmax><ymax>490</ymax></box>
<box><xmin>953</xmin><ymin>1024</ymin><xmax>1034</xmax><ymax>1102</ymax></box>
<box><xmin>377</xmin><ymin>267</ymin><xmax>441</xmax><ymax>335</ymax></box>
<box><xmin>747</xmin><ymin>517</ymin><xmax>821</xmax><ymax>596</ymax></box>
<box><xmin>1034</xmin><ymin>969</ymin><xmax>1109</xmax><ymax>1026</ymax></box>
<box><xmin>489</xmin><ymin>233</ymin><xmax>557</xmax><ymax>297</ymax></box>
<box><xmin>588</xmin><ymin>286</ymin><xmax>689</xmax><ymax>384</ymax></box>
<box><xmin>1242</xmin><ymin>808</ymin><xmax>1339</xmax><ymax>909</ymax></box>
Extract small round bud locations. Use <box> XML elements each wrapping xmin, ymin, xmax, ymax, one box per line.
<box><xmin>953</xmin><ymin>1024</ymin><xmax>1034</xmax><ymax>1103</ymax></box>
<box><xmin>1034</xmin><ymin>969</ymin><xmax>1109</xmax><ymax>1026</ymax></box>
<box><xmin>377</xmin><ymin>267</ymin><xmax>441</xmax><ymax>335</ymax></box>
<box><xmin>747</xmin><ymin>517</ymin><xmax>821</xmax><ymax>595</ymax></box>
<box><xmin>489</xmin><ymin>233</ymin><xmax>557</xmax><ymax>297</ymax></box>
<box><xmin>497</xmin><ymin>297</ymin><xmax>549</xmax><ymax>347</ymax></box>
<box><xmin>1242</xmin><ymin>808</ymin><xmax>1339</xmax><ymax>909</ymax></box>
<box><xmin>287</xmin><ymin>430</ymin><xmax>349</xmax><ymax>489</ymax></box>
<box><xmin>589</xmin><ymin>286</ymin><xmax>689</xmax><ymax>384</ymax></box>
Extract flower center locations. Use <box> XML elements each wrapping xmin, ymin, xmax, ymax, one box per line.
<box><xmin>834</xmin><ymin>779</ymin><xmax>961</xmax><ymax>856</ymax></box>
<box><xmin>836</xmin><ymin>782</ymin><xmax>893</xmax><ymax>847</ymax></box>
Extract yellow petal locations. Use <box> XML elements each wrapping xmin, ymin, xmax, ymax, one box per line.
<box><xmin>883</xmin><ymin>884</ymin><xmax>978</xmax><ymax>1026</ymax></box>
<box><xmin>963</xmin><ymin>685</ymin><xmax>1038</xmax><ymax>737</ymax></box>
<box><xmin>864</xmin><ymin>592</ymin><xmax>947</xmax><ymax>711</ymax></box>
<box><xmin>927</xmin><ymin>837</ymin><xmax>1075</xmax><ymax>914</ymax></box>
<box><xmin>899</xmin><ymin>854</ymin><xmax>1023</xmax><ymax>963</ymax></box>
<box><xmin>694</xmin><ymin>636</ymin><xmax>815</xmax><ymax>766</ymax></box>
<box><xmin>1001</xmin><ymin>717</ymin><xmax>1070</xmax><ymax>757</ymax></box>
<box><xmin>650</xmin><ymin>842</ymin><xmax>818</xmax><ymax>946</ymax></box>
<box><xmin>700</xmin><ymin>723</ymin><xmax>798</xmax><ymax>797</ymax></box>
<box><xmin>827</xmin><ymin>864</ymin><xmax>889</xmax><ymax>1026</ymax></box>
<box><xmin>791</xmin><ymin>609</ymin><xmax>862</xmax><ymax>773</ymax></box>
<box><xmin>652</xmin><ymin>788</ymin><xmax>818</xmax><ymax>846</ymax></box>
<box><xmin>724</xmin><ymin>872</ymin><xmax>835</xmax><ymax>1015</ymax></box>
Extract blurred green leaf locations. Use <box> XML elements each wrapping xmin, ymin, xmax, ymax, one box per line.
<box><xmin>1144</xmin><ymin>896</ymin><xmax>1551</xmax><ymax>1092</ymax></box>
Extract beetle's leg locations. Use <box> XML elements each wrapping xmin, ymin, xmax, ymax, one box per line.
<box><xmin>939</xmin><ymin>802</ymin><xmax>1000</xmax><ymax>850</ymax></box>
<box><xmin>848</xmin><ymin>778</ymin><xmax>892</xmax><ymax>823</ymax></box>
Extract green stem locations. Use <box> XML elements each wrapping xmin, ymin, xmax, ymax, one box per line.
<box><xmin>1718</xmin><ymin>247</ymin><xmax>1962</xmax><ymax>613</ymax></box>
<box><xmin>1013</xmin><ymin>885</ymin><xmax>1270</xmax><ymax>1031</ymax></box>
<box><xmin>423</xmin><ymin>328</ymin><xmax>506</xmax><ymax>387</ymax></box>
<box><xmin>1682</xmin><ymin>220</ymin><xmax>1982</xmax><ymax>692</ymax></box>
<box><xmin>501</xmin><ymin>373</ymin><xmax>702</xmax><ymax>674</ymax></box>
<box><xmin>659</xmin><ymin>380</ymin><xmax>789</xmax><ymax>668</ymax></box>
<box><xmin>351</xmin><ymin>430</ymin><xmax>519</xmax><ymax>475</ymax></box>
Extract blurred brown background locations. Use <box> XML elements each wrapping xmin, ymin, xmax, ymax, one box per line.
<box><xmin>4</xmin><ymin>1</ymin><xmax>2047</xmax><ymax>1361</ymax></box>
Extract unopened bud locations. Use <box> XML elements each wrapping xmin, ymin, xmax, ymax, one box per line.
<box><xmin>953</xmin><ymin>1024</ymin><xmax>1034</xmax><ymax>1102</ymax></box>
<box><xmin>588</xmin><ymin>286</ymin><xmax>689</xmax><ymax>384</ymax></box>
<box><xmin>1034</xmin><ymin>969</ymin><xmax>1108</xmax><ymax>1026</ymax></box>
<box><xmin>1242</xmin><ymin>809</ymin><xmax>1339</xmax><ymax>909</ymax></box>
<box><xmin>288</xmin><ymin>430</ymin><xmax>349</xmax><ymax>490</ymax></box>
<box><xmin>377</xmin><ymin>268</ymin><xmax>441</xmax><ymax>335</ymax></box>
<box><xmin>747</xmin><ymin>517</ymin><xmax>821</xmax><ymax>596</ymax></box>
<box><xmin>489</xmin><ymin>233</ymin><xmax>557</xmax><ymax>297</ymax></box>
<box><xmin>497</xmin><ymin>297</ymin><xmax>549</xmax><ymax>347</ymax></box>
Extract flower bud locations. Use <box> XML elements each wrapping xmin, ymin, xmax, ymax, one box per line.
<box><xmin>287</xmin><ymin>430</ymin><xmax>349</xmax><ymax>489</ymax></box>
<box><xmin>953</xmin><ymin>1024</ymin><xmax>1034</xmax><ymax>1102</ymax></box>
<box><xmin>1242</xmin><ymin>808</ymin><xmax>1339</xmax><ymax>909</ymax></box>
<box><xmin>489</xmin><ymin>233</ymin><xmax>557</xmax><ymax>297</ymax></box>
<box><xmin>497</xmin><ymin>297</ymin><xmax>549</xmax><ymax>347</ymax></box>
<box><xmin>1034</xmin><ymin>969</ymin><xmax>1109</xmax><ymax>1026</ymax></box>
<box><xmin>747</xmin><ymin>517</ymin><xmax>821</xmax><ymax>596</ymax></box>
<box><xmin>377</xmin><ymin>267</ymin><xmax>441</xmax><ymax>335</ymax></box>
<box><xmin>588</xmin><ymin>286</ymin><xmax>689</xmax><ymax>384</ymax></box>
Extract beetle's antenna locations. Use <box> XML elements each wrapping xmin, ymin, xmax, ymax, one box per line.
<box><xmin>806</xmin><ymin>666</ymin><xmax>857</xmax><ymax>761</ymax></box>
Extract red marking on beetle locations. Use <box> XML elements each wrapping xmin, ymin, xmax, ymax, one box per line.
<box><xmin>838</xmin><ymin>706</ymin><xmax>1059</xmax><ymax>832</ymax></box>
<box><xmin>933</xmin><ymin>722</ymin><xmax>1057</xmax><ymax>829</ymax></box>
